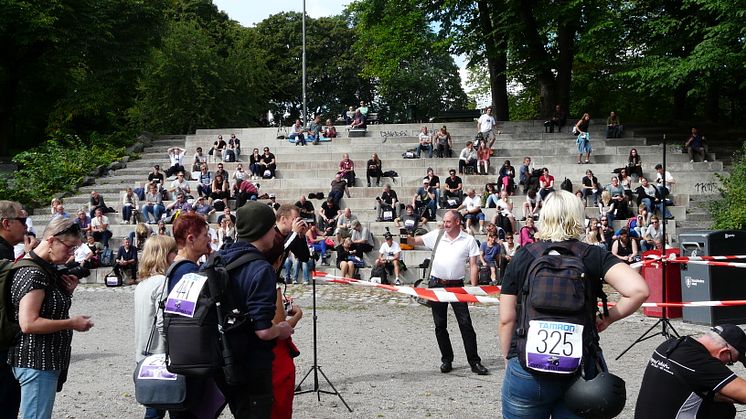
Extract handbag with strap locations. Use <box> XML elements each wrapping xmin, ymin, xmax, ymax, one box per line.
<box><xmin>133</xmin><ymin>278</ymin><xmax>191</xmax><ymax>411</ymax></box>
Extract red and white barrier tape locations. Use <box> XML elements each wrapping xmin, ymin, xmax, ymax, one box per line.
<box><xmin>606</xmin><ymin>300</ymin><xmax>746</xmax><ymax>308</ymax></box>
<box><xmin>312</xmin><ymin>271</ymin><xmax>501</xmax><ymax>304</ymax></box>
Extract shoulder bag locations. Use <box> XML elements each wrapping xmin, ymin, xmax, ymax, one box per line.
<box><xmin>133</xmin><ymin>277</ymin><xmax>190</xmax><ymax>411</ymax></box>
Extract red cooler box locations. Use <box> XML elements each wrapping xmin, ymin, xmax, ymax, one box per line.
<box><xmin>641</xmin><ymin>249</ymin><xmax>682</xmax><ymax>318</ymax></box>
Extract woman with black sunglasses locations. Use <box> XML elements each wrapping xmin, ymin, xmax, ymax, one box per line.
<box><xmin>8</xmin><ymin>218</ymin><xmax>94</xmax><ymax>419</ymax></box>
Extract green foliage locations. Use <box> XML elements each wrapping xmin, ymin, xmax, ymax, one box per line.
<box><xmin>0</xmin><ymin>133</ymin><xmax>126</xmax><ymax>208</ymax></box>
<box><xmin>348</xmin><ymin>0</ymin><xmax>468</xmax><ymax>121</ymax></box>
<box><xmin>250</xmin><ymin>12</ymin><xmax>372</xmax><ymax>122</ymax></box>
<box><xmin>710</xmin><ymin>142</ymin><xmax>746</xmax><ymax>230</ymax></box>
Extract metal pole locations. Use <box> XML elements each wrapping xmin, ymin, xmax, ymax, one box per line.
<box><xmin>302</xmin><ymin>0</ymin><xmax>307</xmax><ymax>127</ymax></box>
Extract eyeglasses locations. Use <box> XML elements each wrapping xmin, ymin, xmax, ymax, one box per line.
<box><xmin>652</xmin><ymin>220</ymin><xmax>659</xmax><ymax>223</ymax></box>
<box><xmin>4</xmin><ymin>217</ymin><xmax>27</xmax><ymax>225</ymax></box>
<box><xmin>55</xmin><ymin>237</ymin><xmax>79</xmax><ymax>252</ymax></box>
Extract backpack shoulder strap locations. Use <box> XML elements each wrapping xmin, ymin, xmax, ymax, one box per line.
<box><xmin>225</xmin><ymin>252</ymin><xmax>264</xmax><ymax>271</ymax></box>
<box><xmin>13</xmin><ymin>258</ymin><xmax>56</xmax><ymax>279</ymax></box>
<box><xmin>164</xmin><ymin>259</ymin><xmax>194</xmax><ymax>281</ymax></box>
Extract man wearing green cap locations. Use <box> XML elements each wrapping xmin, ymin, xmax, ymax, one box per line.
<box><xmin>213</xmin><ymin>202</ymin><xmax>294</xmax><ymax>417</ymax></box>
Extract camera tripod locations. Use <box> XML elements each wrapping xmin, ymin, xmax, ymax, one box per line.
<box><xmin>616</xmin><ymin>134</ymin><xmax>679</xmax><ymax>360</ymax></box>
<box><xmin>294</xmin><ymin>276</ymin><xmax>352</xmax><ymax>411</ymax></box>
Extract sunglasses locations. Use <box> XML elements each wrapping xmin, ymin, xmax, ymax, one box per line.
<box><xmin>5</xmin><ymin>217</ymin><xmax>27</xmax><ymax>225</ymax></box>
<box><xmin>54</xmin><ymin>223</ymin><xmax>81</xmax><ymax>237</ymax></box>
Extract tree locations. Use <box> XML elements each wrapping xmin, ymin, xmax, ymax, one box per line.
<box><xmin>250</xmin><ymin>12</ymin><xmax>373</xmax><ymax>123</ymax></box>
<box><xmin>132</xmin><ymin>20</ymin><xmax>227</xmax><ymax>134</ymax></box>
<box><xmin>0</xmin><ymin>0</ymin><xmax>166</xmax><ymax>154</ymax></box>
<box><xmin>347</xmin><ymin>0</ymin><xmax>468</xmax><ymax>122</ymax></box>
<box><xmin>710</xmin><ymin>142</ymin><xmax>746</xmax><ymax>230</ymax></box>
<box><xmin>424</xmin><ymin>0</ymin><xmax>511</xmax><ymax>119</ymax></box>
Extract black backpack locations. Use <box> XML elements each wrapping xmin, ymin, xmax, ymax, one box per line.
<box><xmin>163</xmin><ymin>252</ymin><xmax>262</xmax><ymax>384</ymax></box>
<box><xmin>514</xmin><ymin>241</ymin><xmax>608</xmax><ymax>375</ymax></box>
<box><xmin>561</xmin><ymin>177</ymin><xmax>573</xmax><ymax>192</ymax></box>
<box><xmin>370</xmin><ymin>265</ymin><xmax>388</xmax><ymax>284</ymax></box>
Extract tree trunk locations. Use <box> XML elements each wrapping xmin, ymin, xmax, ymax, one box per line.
<box><xmin>555</xmin><ymin>3</ymin><xmax>576</xmax><ymax>117</ymax></box>
<box><xmin>515</xmin><ymin>0</ymin><xmax>558</xmax><ymax>117</ymax></box>
<box><xmin>476</xmin><ymin>0</ymin><xmax>509</xmax><ymax>121</ymax></box>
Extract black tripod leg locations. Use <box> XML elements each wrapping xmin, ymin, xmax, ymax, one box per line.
<box><xmin>616</xmin><ymin>319</ymin><xmax>664</xmax><ymax>360</ymax></box>
<box><xmin>295</xmin><ymin>366</ymin><xmax>315</xmax><ymax>392</ymax></box>
<box><xmin>316</xmin><ymin>366</ymin><xmax>353</xmax><ymax>412</ymax></box>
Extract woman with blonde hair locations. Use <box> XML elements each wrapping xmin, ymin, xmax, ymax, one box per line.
<box><xmin>498</xmin><ymin>190</ymin><xmax>648</xmax><ymax>417</ymax></box>
<box><xmin>133</xmin><ymin>235</ymin><xmax>178</xmax><ymax>419</ymax></box>
<box><xmin>598</xmin><ymin>190</ymin><xmax>616</xmax><ymax>224</ymax></box>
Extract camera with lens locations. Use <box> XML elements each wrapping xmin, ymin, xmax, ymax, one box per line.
<box><xmin>58</xmin><ymin>265</ymin><xmax>91</xmax><ymax>279</ymax></box>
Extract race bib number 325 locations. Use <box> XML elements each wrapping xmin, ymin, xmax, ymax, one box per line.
<box><xmin>525</xmin><ymin>320</ymin><xmax>584</xmax><ymax>374</ymax></box>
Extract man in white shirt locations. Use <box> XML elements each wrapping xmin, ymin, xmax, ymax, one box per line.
<box><xmin>408</xmin><ymin>210</ymin><xmax>489</xmax><ymax>376</ymax></box>
<box><xmin>375</xmin><ymin>232</ymin><xmax>402</xmax><ymax>285</ymax></box>
<box><xmin>417</xmin><ymin>126</ymin><xmax>433</xmax><ymax>158</ymax></box>
<box><xmin>458</xmin><ymin>141</ymin><xmax>478</xmax><ymax>174</ymax></box>
<box><xmin>477</xmin><ymin>106</ymin><xmax>497</xmax><ymax>148</ymax></box>
<box><xmin>458</xmin><ymin>189</ymin><xmax>486</xmax><ymax>234</ymax></box>
<box><xmin>165</xmin><ymin>146</ymin><xmax>186</xmax><ymax>177</ymax></box>
<box><xmin>91</xmin><ymin>207</ymin><xmax>113</xmax><ymax>247</ymax></box>
<box><xmin>641</xmin><ymin>217</ymin><xmax>667</xmax><ymax>251</ymax></box>
<box><xmin>169</xmin><ymin>172</ymin><xmax>191</xmax><ymax>199</ymax></box>
<box><xmin>654</xmin><ymin>163</ymin><xmax>676</xmax><ymax>195</ymax></box>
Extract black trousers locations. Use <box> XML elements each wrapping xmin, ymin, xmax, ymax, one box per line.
<box><xmin>429</xmin><ymin>278</ymin><xmax>481</xmax><ymax>365</ymax></box>
<box><xmin>216</xmin><ymin>368</ymin><xmax>273</xmax><ymax>419</ymax></box>
<box><xmin>0</xmin><ymin>350</ymin><xmax>20</xmax><ymax>419</ymax></box>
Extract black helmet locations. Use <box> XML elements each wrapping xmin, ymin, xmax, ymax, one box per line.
<box><xmin>564</xmin><ymin>372</ymin><xmax>626</xmax><ymax>418</ymax></box>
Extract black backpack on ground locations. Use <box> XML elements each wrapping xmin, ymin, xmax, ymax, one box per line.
<box><xmin>561</xmin><ymin>177</ymin><xmax>573</xmax><ymax>192</ymax></box>
<box><xmin>163</xmin><ymin>252</ymin><xmax>262</xmax><ymax>385</ymax></box>
<box><xmin>514</xmin><ymin>241</ymin><xmax>608</xmax><ymax>376</ymax></box>
<box><xmin>370</xmin><ymin>265</ymin><xmax>388</xmax><ymax>284</ymax></box>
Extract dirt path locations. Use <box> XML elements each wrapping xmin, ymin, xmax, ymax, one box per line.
<box><xmin>54</xmin><ymin>283</ymin><xmax>719</xmax><ymax>418</ymax></box>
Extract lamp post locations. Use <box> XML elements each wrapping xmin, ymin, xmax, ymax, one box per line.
<box><xmin>302</xmin><ymin>0</ymin><xmax>307</xmax><ymax>127</ymax></box>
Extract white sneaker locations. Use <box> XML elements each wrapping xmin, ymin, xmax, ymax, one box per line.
<box><xmin>395</xmin><ymin>279</ymin><xmax>401</xmax><ymax>286</ymax></box>
<box><xmin>704</xmin><ymin>159</ymin><xmax>708</xmax><ymax>162</ymax></box>
<box><xmin>690</xmin><ymin>159</ymin><xmax>694</xmax><ymax>163</ymax></box>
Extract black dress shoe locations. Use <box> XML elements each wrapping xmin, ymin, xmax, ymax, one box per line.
<box><xmin>471</xmin><ymin>362</ymin><xmax>489</xmax><ymax>375</ymax></box>
<box><xmin>440</xmin><ymin>362</ymin><xmax>453</xmax><ymax>373</ymax></box>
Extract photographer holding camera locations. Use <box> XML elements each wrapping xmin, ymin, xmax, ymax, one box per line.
<box><xmin>7</xmin><ymin>218</ymin><xmax>94</xmax><ymax>419</ymax></box>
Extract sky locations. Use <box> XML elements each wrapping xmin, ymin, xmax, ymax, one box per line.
<box><xmin>212</xmin><ymin>0</ymin><xmax>350</xmax><ymax>27</ymax></box>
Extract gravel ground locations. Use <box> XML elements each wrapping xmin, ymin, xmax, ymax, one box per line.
<box><xmin>53</xmin><ymin>283</ymin><xmax>725</xmax><ymax>419</ymax></box>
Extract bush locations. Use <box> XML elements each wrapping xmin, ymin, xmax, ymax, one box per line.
<box><xmin>709</xmin><ymin>142</ymin><xmax>746</xmax><ymax>230</ymax></box>
<box><xmin>0</xmin><ymin>132</ymin><xmax>127</xmax><ymax>209</ymax></box>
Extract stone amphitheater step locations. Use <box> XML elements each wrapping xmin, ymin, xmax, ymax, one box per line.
<box><xmin>33</xmin><ymin>122</ymin><xmax>724</xmax><ymax>249</ymax></box>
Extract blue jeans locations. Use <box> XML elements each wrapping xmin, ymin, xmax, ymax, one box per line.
<box><xmin>13</xmin><ymin>367</ymin><xmax>60</xmax><ymax>419</ymax></box>
<box><xmin>142</xmin><ymin>204</ymin><xmax>165</xmax><ymax>223</ymax></box>
<box><xmin>501</xmin><ymin>358</ymin><xmax>580</xmax><ymax>419</ymax></box>
<box><xmin>417</xmin><ymin>143</ymin><xmax>433</xmax><ymax>158</ymax></box>
<box><xmin>485</xmin><ymin>194</ymin><xmax>499</xmax><ymax>208</ymax></box>
<box><xmin>284</xmin><ymin>258</ymin><xmax>315</xmax><ymax>283</ymax></box>
<box><xmin>657</xmin><ymin>199</ymin><xmax>673</xmax><ymax>218</ymax></box>
<box><xmin>312</xmin><ymin>241</ymin><xmax>327</xmax><ymax>258</ymax></box>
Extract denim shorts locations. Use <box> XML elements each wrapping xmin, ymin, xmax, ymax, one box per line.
<box><xmin>501</xmin><ymin>358</ymin><xmax>580</xmax><ymax>419</ymax></box>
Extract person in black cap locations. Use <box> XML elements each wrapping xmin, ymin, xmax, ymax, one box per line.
<box><xmin>635</xmin><ymin>324</ymin><xmax>746</xmax><ymax>419</ymax></box>
<box><xmin>212</xmin><ymin>201</ymin><xmax>294</xmax><ymax>417</ymax></box>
